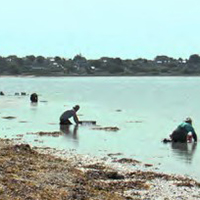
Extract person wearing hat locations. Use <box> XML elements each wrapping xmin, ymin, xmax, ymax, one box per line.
<box><xmin>59</xmin><ymin>105</ymin><xmax>80</xmax><ymax>125</ymax></box>
<box><xmin>169</xmin><ymin>117</ymin><xmax>197</xmax><ymax>143</ymax></box>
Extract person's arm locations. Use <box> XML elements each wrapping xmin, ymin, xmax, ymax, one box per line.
<box><xmin>192</xmin><ymin>131</ymin><xmax>197</xmax><ymax>142</ymax></box>
<box><xmin>186</xmin><ymin>124</ymin><xmax>197</xmax><ymax>142</ymax></box>
<box><xmin>189</xmin><ymin>126</ymin><xmax>197</xmax><ymax>142</ymax></box>
<box><xmin>73</xmin><ymin>113</ymin><xmax>79</xmax><ymax>124</ymax></box>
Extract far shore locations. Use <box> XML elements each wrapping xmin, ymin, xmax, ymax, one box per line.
<box><xmin>1</xmin><ymin>74</ymin><xmax>200</xmax><ymax>78</ymax></box>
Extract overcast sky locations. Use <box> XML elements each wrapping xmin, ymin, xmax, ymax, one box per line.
<box><xmin>0</xmin><ymin>0</ymin><xmax>199</xmax><ymax>59</ymax></box>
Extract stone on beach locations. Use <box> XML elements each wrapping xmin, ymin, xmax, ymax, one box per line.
<box><xmin>2</xmin><ymin>116</ymin><xmax>16</xmax><ymax>119</ymax></box>
<box><xmin>92</xmin><ymin>126</ymin><xmax>120</xmax><ymax>131</ymax></box>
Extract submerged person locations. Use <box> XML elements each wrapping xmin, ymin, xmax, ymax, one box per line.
<box><xmin>59</xmin><ymin>105</ymin><xmax>80</xmax><ymax>125</ymax></box>
<box><xmin>30</xmin><ymin>93</ymin><xmax>38</xmax><ymax>103</ymax></box>
<box><xmin>170</xmin><ymin>117</ymin><xmax>197</xmax><ymax>143</ymax></box>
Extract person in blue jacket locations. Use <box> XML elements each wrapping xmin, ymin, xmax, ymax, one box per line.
<box><xmin>170</xmin><ymin>117</ymin><xmax>197</xmax><ymax>143</ymax></box>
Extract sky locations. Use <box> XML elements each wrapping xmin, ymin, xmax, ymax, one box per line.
<box><xmin>0</xmin><ymin>0</ymin><xmax>200</xmax><ymax>60</ymax></box>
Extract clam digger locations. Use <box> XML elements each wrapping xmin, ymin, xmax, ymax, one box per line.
<box><xmin>59</xmin><ymin>105</ymin><xmax>80</xmax><ymax>125</ymax></box>
<box><xmin>163</xmin><ymin>117</ymin><xmax>197</xmax><ymax>143</ymax></box>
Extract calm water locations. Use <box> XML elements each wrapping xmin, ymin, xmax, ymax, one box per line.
<box><xmin>0</xmin><ymin>76</ymin><xmax>200</xmax><ymax>180</ymax></box>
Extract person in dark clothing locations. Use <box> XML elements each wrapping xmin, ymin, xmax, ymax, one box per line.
<box><xmin>59</xmin><ymin>105</ymin><xmax>80</xmax><ymax>125</ymax></box>
<box><xmin>170</xmin><ymin>117</ymin><xmax>197</xmax><ymax>143</ymax></box>
<box><xmin>30</xmin><ymin>93</ymin><xmax>38</xmax><ymax>103</ymax></box>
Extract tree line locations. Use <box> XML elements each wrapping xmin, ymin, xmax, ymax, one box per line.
<box><xmin>1</xmin><ymin>54</ymin><xmax>200</xmax><ymax>76</ymax></box>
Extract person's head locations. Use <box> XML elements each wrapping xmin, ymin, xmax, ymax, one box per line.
<box><xmin>185</xmin><ymin>117</ymin><xmax>192</xmax><ymax>124</ymax></box>
<box><xmin>73</xmin><ymin>105</ymin><xmax>80</xmax><ymax>112</ymax></box>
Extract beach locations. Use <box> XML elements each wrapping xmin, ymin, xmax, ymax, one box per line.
<box><xmin>0</xmin><ymin>138</ymin><xmax>200</xmax><ymax>200</ymax></box>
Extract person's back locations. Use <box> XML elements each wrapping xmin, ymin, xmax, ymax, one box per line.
<box><xmin>172</xmin><ymin>122</ymin><xmax>191</xmax><ymax>142</ymax></box>
<box><xmin>60</xmin><ymin>109</ymin><xmax>76</xmax><ymax>124</ymax></box>
<box><xmin>59</xmin><ymin>105</ymin><xmax>80</xmax><ymax>125</ymax></box>
<box><xmin>170</xmin><ymin>118</ymin><xmax>197</xmax><ymax>143</ymax></box>
<box><xmin>178</xmin><ymin>122</ymin><xmax>194</xmax><ymax>134</ymax></box>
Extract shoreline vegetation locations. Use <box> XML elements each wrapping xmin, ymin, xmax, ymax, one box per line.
<box><xmin>1</xmin><ymin>54</ymin><xmax>200</xmax><ymax>76</ymax></box>
<box><xmin>1</xmin><ymin>138</ymin><xmax>200</xmax><ymax>200</ymax></box>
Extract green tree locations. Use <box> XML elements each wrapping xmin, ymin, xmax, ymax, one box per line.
<box><xmin>26</xmin><ymin>55</ymin><xmax>36</xmax><ymax>62</ymax></box>
<box><xmin>54</xmin><ymin>56</ymin><xmax>62</xmax><ymax>63</ymax></box>
<box><xmin>36</xmin><ymin>56</ymin><xmax>45</xmax><ymax>64</ymax></box>
<box><xmin>108</xmin><ymin>63</ymin><xmax>124</xmax><ymax>74</ymax></box>
<box><xmin>89</xmin><ymin>60</ymin><xmax>101</xmax><ymax>68</ymax></box>
<box><xmin>188</xmin><ymin>54</ymin><xmax>200</xmax><ymax>64</ymax></box>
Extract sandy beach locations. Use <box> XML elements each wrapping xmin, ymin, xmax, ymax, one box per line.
<box><xmin>0</xmin><ymin>138</ymin><xmax>200</xmax><ymax>200</ymax></box>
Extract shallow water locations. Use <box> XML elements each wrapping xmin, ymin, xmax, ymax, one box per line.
<box><xmin>0</xmin><ymin>76</ymin><xmax>200</xmax><ymax>180</ymax></box>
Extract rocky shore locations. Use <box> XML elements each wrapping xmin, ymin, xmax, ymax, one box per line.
<box><xmin>0</xmin><ymin>138</ymin><xmax>200</xmax><ymax>200</ymax></box>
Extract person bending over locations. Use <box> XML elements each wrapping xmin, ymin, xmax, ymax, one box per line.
<box><xmin>170</xmin><ymin>117</ymin><xmax>197</xmax><ymax>143</ymax></box>
<box><xmin>60</xmin><ymin>105</ymin><xmax>80</xmax><ymax>125</ymax></box>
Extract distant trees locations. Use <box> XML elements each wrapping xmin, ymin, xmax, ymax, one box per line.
<box><xmin>154</xmin><ymin>55</ymin><xmax>175</xmax><ymax>64</ymax></box>
<box><xmin>54</xmin><ymin>56</ymin><xmax>62</xmax><ymax>63</ymax></box>
<box><xmin>107</xmin><ymin>58</ymin><xmax>124</xmax><ymax>74</ymax></box>
<box><xmin>36</xmin><ymin>56</ymin><xmax>45</xmax><ymax>64</ymax></box>
<box><xmin>0</xmin><ymin>56</ymin><xmax>7</xmax><ymax>67</ymax></box>
<box><xmin>89</xmin><ymin>60</ymin><xmax>101</xmax><ymax>68</ymax></box>
<box><xmin>188</xmin><ymin>54</ymin><xmax>200</xmax><ymax>64</ymax></box>
<box><xmin>26</xmin><ymin>55</ymin><xmax>36</xmax><ymax>62</ymax></box>
<box><xmin>73</xmin><ymin>54</ymin><xmax>86</xmax><ymax>62</ymax></box>
<box><xmin>1</xmin><ymin>53</ymin><xmax>200</xmax><ymax>76</ymax></box>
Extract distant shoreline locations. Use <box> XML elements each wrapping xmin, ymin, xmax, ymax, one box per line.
<box><xmin>1</xmin><ymin>54</ymin><xmax>200</xmax><ymax>77</ymax></box>
<box><xmin>1</xmin><ymin>74</ymin><xmax>200</xmax><ymax>78</ymax></box>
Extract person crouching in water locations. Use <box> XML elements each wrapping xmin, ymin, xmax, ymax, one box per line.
<box><xmin>30</xmin><ymin>93</ymin><xmax>38</xmax><ymax>103</ymax></box>
<box><xmin>60</xmin><ymin>105</ymin><xmax>80</xmax><ymax>125</ymax></box>
<box><xmin>170</xmin><ymin>117</ymin><xmax>197</xmax><ymax>143</ymax></box>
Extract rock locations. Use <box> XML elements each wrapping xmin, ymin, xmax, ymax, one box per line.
<box><xmin>144</xmin><ymin>163</ymin><xmax>153</xmax><ymax>167</ymax></box>
<box><xmin>107</xmin><ymin>153</ymin><xmax>123</xmax><ymax>157</ymax></box>
<box><xmin>92</xmin><ymin>126</ymin><xmax>119</xmax><ymax>131</ymax></box>
<box><xmin>113</xmin><ymin>158</ymin><xmax>141</xmax><ymax>165</ymax></box>
<box><xmin>2</xmin><ymin>116</ymin><xmax>16</xmax><ymax>119</ymax></box>
<box><xmin>106</xmin><ymin>171</ymin><xmax>125</xmax><ymax>179</ymax></box>
<box><xmin>14</xmin><ymin>144</ymin><xmax>32</xmax><ymax>152</ymax></box>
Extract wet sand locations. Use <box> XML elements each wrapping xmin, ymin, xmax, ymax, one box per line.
<box><xmin>0</xmin><ymin>138</ymin><xmax>200</xmax><ymax>200</ymax></box>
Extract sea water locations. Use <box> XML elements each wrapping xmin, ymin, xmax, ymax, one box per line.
<box><xmin>0</xmin><ymin>76</ymin><xmax>200</xmax><ymax>180</ymax></box>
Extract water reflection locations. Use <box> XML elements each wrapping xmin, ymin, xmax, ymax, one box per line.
<box><xmin>171</xmin><ymin>142</ymin><xmax>197</xmax><ymax>164</ymax></box>
<box><xmin>60</xmin><ymin>124</ymin><xmax>79</xmax><ymax>140</ymax></box>
<box><xmin>30</xmin><ymin>102</ymin><xmax>38</xmax><ymax>107</ymax></box>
